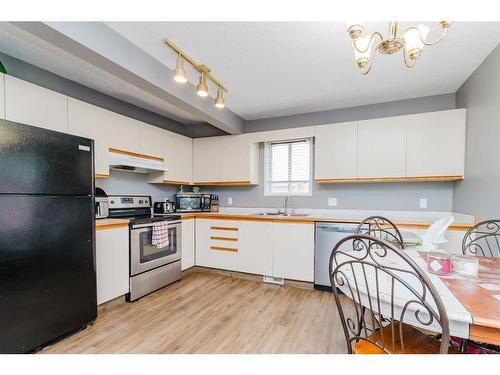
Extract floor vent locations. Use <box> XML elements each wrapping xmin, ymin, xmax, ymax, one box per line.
<box><xmin>263</xmin><ymin>275</ymin><xmax>284</xmax><ymax>285</ymax></box>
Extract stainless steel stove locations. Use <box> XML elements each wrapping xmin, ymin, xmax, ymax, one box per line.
<box><xmin>108</xmin><ymin>195</ymin><xmax>182</xmax><ymax>302</ymax></box>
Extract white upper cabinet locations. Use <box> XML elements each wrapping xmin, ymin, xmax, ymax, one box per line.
<box><xmin>193</xmin><ymin>136</ymin><xmax>221</xmax><ymax>183</ymax></box>
<box><xmin>0</xmin><ymin>73</ymin><xmax>5</xmax><ymax>119</ymax></box>
<box><xmin>67</xmin><ymin>98</ymin><xmax>110</xmax><ymax>176</ymax></box>
<box><xmin>357</xmin><ymin>116</ymin><xmax>407</xmax><ymax>178</ymax></box>
<box><xmin>139</xmin><ymin>122</ymin><xmax>168</xmax><ymax>159</ymax></box>
<box><xmin>164</xmin><ymin>132</ymin><xmax>193</xmax><ymax>184</ymax></box>
<box><xmin>107</xmin><ymin>111</ymin><xmax>140</xmax><ymax>153</ymax></box>
<box><xmin>220</xmin><ymin>135</ymin><xmax>259</xmax><ymax>184</ymax></box>
<box><xmin>5</xmin><ymin>75</ymin><xmax>68</xmax><ymax>133</ymax></box>
<box><xmin>314</xmin><ymin>121</ymin><xmax>358</xmax><ymax>180</ymax></box>
<box><xmin>406</xmin><ymin>109</ymin><xmax>466</xmax><ymax>178</ymax></box>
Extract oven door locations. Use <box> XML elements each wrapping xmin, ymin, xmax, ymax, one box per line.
<box><xmin>130</xmin><ymin>221</ymin><xmax>182</xmax><ymax>276</ymax></box>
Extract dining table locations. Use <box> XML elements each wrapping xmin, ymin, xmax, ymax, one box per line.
<box><xmin>335</xmin><ymin>248</ymin><xmax>500</xmax><ymax>347</ymax></box>
<box><xmin>417</xmin><ymin>251</ymin><xmax>500</xmax><ymax>346</ymax></box>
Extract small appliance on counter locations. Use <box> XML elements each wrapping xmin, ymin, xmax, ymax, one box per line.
<box><xmin>153</xmin><ymin>200</ymin><xmax>176</xmax><ymax>215</ymax></box>
<box><xmin>175</xmin><ymin>192</ymin><xmax>218</xmax><ymax>213</ymax></box>
<box><xmin>95</xmin><ymin>187</ymin><xmax>109</xmax><ymax>219</ymax></box>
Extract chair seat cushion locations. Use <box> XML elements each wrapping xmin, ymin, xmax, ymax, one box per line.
<box><xmin>353</xmin><ymin>322</ymin><xmax>458</xmax><ymax>354</ymax></box>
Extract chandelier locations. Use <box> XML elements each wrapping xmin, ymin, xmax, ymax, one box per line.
<box><xmin>347</xmin><ymin>21</ymin><xmax>451</xmax><ymax>74</ymax></box>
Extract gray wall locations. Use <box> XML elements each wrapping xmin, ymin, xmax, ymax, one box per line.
<box><xmin>206</xmin><ymin>145</ymin><xmax>454</xmax><ymax>211</ymax></box>
<box><xmin>245</xmin><ymin>94</ymin><xmax>456</xmax><ymax>133</ymax></box>
<box><xmin>453</xmin><ymin>44</ymin><xmax>500</xmax><ymax>220</ymax></box>
<box><xmin>96</xmin><ymin>170</ymin><xmax>179</xmax><ymax>203</ymax></box>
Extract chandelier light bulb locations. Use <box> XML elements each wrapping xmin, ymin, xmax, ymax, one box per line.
<box><xmin>196</xmin><ymin>72</ymin><xmax>209</xmax><ymax>97</ymax></box>
<box><xmin>173</xmin><ymin>54</ymin><xmax>187</xmax><ymax>83</ymax></box>
<box><xmin>403</xmin><ymin>24</ymin><xmax>430</xmax><ymax>60</ymax></box>
<box><xmin>215</xmin><ymin>87</ymin><xmax>225</xmax><ymax>108</ymax></box>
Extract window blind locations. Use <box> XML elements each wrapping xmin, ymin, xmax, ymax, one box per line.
<box><xmin>264</xmin><ymin>138</ymin><xmax>312</xmax><ymax>196</ymax></box>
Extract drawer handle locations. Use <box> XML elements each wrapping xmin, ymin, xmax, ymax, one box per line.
<box><xmin>211</xmin><ymin>236</ymin><xmax>238</xmax><ymax>242</ymax></box>
<box><xmin>210</xmin><ymin>246</ymin><xmax>238</xmax><ymax>253</ymax></box>
<box><xmin>210</xmin><ymin>226</ymin><xmax>238</xmax><ymax>231</ymax></box>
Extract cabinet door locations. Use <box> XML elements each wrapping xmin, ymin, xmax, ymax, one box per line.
<box><xmin>272</xmin><ymin>222</ymin><xmax>314</xmax><ymax>282</ymax></box>
<box><xmin>165</xmin><ymin>131</ymin><xmax>193</xmax><ymax>184</ymax></box>
<box><xmin>107</xmin><ymin>111</ymin><xmax>140</xmax><ymax>153</ymax></box>
<box><xmin>357</xmin><ymin>117</ymin><xmax>407</xmax><ymax>178</ymax></box>
<box><xmin>314</xmin><ymin>121</ymin><xmax>357</xmax><ymax>180</ymax></box>
<box><xmin>96</xmin><ymin>227</ymin><xmax>129</xmax><ymax>305</ymax></box>
<box><xmin>5</xmin><ymin>75</ymin><xmax>68</xmax><ymax>133</ymax></box>
<box><xmin>193</xmin><ymin>137</ymin><xmax>221</xmax><ymax>183</ymax></box>
<box><xmin>220</xmin><ymin>135</ymin><xmax>257</xmax><ymax>183</ymax></box>
<box><xmin>195</xmin><ymin>219</ymin><xmax>238</xmax><ymax>271</ymax></box>
<box><xmin>238</xmin><ymin>221</ymin><xmax>273</xmax><ymax>275</ymax></box>
<box><xmin>68</xmin><ymin>98</ymin><xmax>110</xmax><ymax>176</ymax></box>
<box><xmin>181</xmin><ymin>219</ymin><xmax>195</xmax><ymax>270</ymax></box>
<box><xmin>139</xmin><ymin>122</ymin><xmax>168</xmax><ymax>159</ymax></box>
<box><xmin>0</xmin><ymin>73</ymin><xmax>5</xmax><ymax>119</ymax></box>
<box><xmin>406</xmin><ymin>109</ymin><xmax>466</xmax><ymax>177</ymax></box>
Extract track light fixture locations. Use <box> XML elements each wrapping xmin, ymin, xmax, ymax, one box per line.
<box><xmin>164</xmin><ymin>38</ymin><xmax>228</xmax><ymax>109</ymax></box>
<box><xmin>173</xmin><ymin>53</ymin><xmax>187</xmax><ymax>83</ymax></box>
<box><xmin>215</xmin><ymin>87</ymin><xmax>225</xmax><ymax>108</ymax></box>
<box><xmin>196</xmin><ymin>71</ymin><xmax>209</xmax><ymax>97</ymax></box>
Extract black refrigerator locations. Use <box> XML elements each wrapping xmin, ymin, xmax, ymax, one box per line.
<box><xmin>0</xmin><ymin>119</ymin><xmax>97</xmax><ymax>353</ymax></box>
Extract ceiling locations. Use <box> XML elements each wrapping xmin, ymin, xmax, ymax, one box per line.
<box><xmin>0</xmin><ymin>23</ymin><xmax>205</xmax><ymax>125</ymax></box>
<box><xmin>0</xmin><ymin>22</ymin><xmax>499</xmax><ymax>129</ymax></box>
<box><xmin>106</xmin><ymin>21</ymin><xmax>500</xmax><ymax>120</ymax></box>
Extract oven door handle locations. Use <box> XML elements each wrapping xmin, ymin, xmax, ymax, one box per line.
<box><xmin>131</xmin><ymin>220</ymin><xmax>182</xmax><ymax>229</ymax></box>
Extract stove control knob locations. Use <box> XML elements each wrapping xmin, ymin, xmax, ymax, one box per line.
<box><xmin>139</xmin><ymin>200</ymin><xmax>143</xmax><ymax>204</ymax></box>
<box><xmin>110</xmin><ymin>200</ymin><xmax>115</xmax><ymax>204</ymax></box>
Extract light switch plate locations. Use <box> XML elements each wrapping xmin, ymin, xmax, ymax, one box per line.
<box><xmin>419</xmin><ymin>198</ymin><xmax>427</xmax><ymax>209</ymax></box>
<box><xmin>328</xmin><ymin>197</ymin><xmax>337</xmax><ymax>207</ymax></box>
<box><xmin>228</xmin><ymin>197</ymin><xmax>233</xmax><ymax>205</ymax></box>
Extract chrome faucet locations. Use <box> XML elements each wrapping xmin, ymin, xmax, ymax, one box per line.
<box><xmin>284</xmin><ymin>195</ymin><xmax>293</xmax><ymax>215</ymax></box>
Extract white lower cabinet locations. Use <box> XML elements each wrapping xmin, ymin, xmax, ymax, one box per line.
<box><xmin>195</xmin><ymin>219</ymin><xmax>239</xmax><ymax>271</ymax></box>
<box><xmin>96</xmin><ymin>227</ymin><xmax>129</xmax><ymax>305</ymax></box>
<box><xmin>194</xmin><ymin>219</ymin><xmax>315</xmax><ymax>282</ymax></box>
<box><xmin>272</xmin><ymin>222</ymin><xmax>315</xmax><ymax>282</ymax></box>
<box><xmin>181</xmin><ymin>219</ymin><xmax>195</xmax><ymax>270</ymax></box>
<box><xmin>238</xmin><ymin>221</ymin><xmax>273</xmax><ymax>275</ymax></box>
<box><xmin>0</xmin><ymin>73</ymin><xmax>5</xmax><ymax>119</ymax></box>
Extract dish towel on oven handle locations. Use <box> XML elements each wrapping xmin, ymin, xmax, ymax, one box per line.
<box><xmin>152</xmin><ymin>221</ymin><xmax>170</xmax><ymax>248</ymax></box>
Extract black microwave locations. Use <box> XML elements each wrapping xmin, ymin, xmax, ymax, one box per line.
<box><xmin>175</xmin><ymin>193</ymin><xmax>213</xmax><ymax>213</ymax></box>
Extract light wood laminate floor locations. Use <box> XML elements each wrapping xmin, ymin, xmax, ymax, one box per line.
<box><xmin>42</xmin><ymin>271</ymin><xmax>347</xmax><ymax>354</ymax></box>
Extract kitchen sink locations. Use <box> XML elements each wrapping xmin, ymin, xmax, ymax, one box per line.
<box><xmin>254</xmin><ymin>212</ymin><xmax>309</xmax><ymax>217</ymax></box>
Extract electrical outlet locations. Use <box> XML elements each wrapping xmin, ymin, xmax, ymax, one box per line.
<box><xmin>328</xmin><ymin>197</ymin><xmax>338</xmax><ymax>207</ymax></box>
<box><xmin>228</xmin><ymin>197</ymin><xmax>233</xmax><ymax>205</ymax></box>
<box><xmin>419</xmin><ymin>198</ymin><xmax>427</xmax><ymax>209</ymax></box>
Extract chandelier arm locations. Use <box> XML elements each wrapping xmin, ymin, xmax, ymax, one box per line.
<box><xmin>404</xmin><ymin>24</ymin><xmax>449</xmax><ymax>46</ymax></box>
<box><xmin>352</xmin><ymin>32</ymin><xmax>384</xmax><ymax>53</ymax></box>
<box><xmin>402</xmin><ymin>43</ymin><xmax>417</xmax><ymax>68</ymax></box>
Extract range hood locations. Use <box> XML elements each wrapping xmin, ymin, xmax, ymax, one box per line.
<box><xmin>108</xmin><ymin>149</ymin><xmax>167</xmax><ymax>174</ymax></box>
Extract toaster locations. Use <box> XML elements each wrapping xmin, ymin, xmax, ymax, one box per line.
<box><xmin>153</xmin><ymin>200</ymin><xmax>176</xmax><ymax>214</ymax></box>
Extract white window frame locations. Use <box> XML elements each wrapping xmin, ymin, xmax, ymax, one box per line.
<box><xmin>264</xmin><ymin>138</ymin><xmax>313</xmax><ymax>197</ymax></box>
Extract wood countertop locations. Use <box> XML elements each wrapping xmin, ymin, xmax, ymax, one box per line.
<box><xmin>180</xmin><ymin>212</ymin><xmax>475</xmax><ymax>230</ymax></box>
<box><xmin>95</xmin><ymin>218</ymin><xmax>130</xmax><ymax>230</ymax></box>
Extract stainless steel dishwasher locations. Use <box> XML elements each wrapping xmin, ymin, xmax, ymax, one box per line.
<box><xmin>314</xmin><ymin>222</ymin><xmax>361</xmax><ymax>291</ymax></box>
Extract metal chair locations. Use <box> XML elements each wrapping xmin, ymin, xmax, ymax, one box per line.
<box><xmin>462</xmin><ymin>219</ymin><xmax>500</xmax><ymax>258</ymax></box>
<box><xmin>329</xmin><ymin>233</ymin><xmax>454</xmax><ymax>354</ymax></box>
<box><xmin>355</xmin><ymin>216</ymin><xmax>405</xmax><ymax>249</ymax></box>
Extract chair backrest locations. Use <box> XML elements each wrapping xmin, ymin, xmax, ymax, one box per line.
<box><xmin>462</xmin><ymin>219</ymin><xmax>500</xmax><ymax>258</ymax></box>
<box><xmin>355</xmin><ymin>216</ymin><xmax>405</xmax><ymax>249</ymax></box>
<box><xmin>329</xmin><ymin>233</ymin><xmax>450</xmax><ymax>354</ymax></box>
<box><xmin>421</xmin><ymin>215</ymin><xmax>455</xmax><ymax>250</ymax></box>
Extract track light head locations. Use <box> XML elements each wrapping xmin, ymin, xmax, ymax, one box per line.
<box><xmin>196</xmin><ymin>72</ymin><xmax>209</xmax><ymax>97</ymax></box>
<box><xmin>215</xmin><ymin>87</ymin><xmax>225</xmax><ymax>108</ymax></box>
<box><xmin>173</xmin><ymin>54</ymin><xmax>187</xmax><ymax>83</ymax></box>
